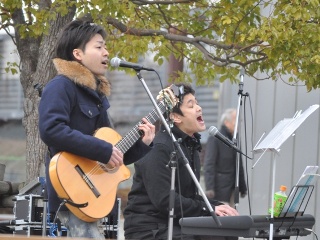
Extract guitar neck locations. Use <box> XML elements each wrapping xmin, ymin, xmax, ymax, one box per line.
<box><xmin>115</xmin><ymin>101</ymin><xmax>166</xmax><ymax>153</ymax></box>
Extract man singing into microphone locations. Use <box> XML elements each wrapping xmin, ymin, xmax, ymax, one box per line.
<box><xmin>38</xmin><ymin>18</ymin><xmax>155</xmax><ymax>239</ymax></box>
<box><xmin>124</xmin><ymin>83</ymin><xmax>238</xmax><ymax>240</ymax></box>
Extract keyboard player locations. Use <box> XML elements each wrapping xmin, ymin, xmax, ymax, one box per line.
<box><xmin>123</xmin><ymin>83</ymin><xmax>240</xmax><ymax>240</ymax></box>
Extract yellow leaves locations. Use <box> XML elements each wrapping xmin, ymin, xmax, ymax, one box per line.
<box><xmin>5</xmin><ymin>62</ymin><xmax>19</xmax><ymax>75</ymax></box>
<box><xmin>1</xmin><ymin>0</ymin><xmax>320</xmax><ymax>90</ymax></box>
<box><xmin>240</xmin><ymin>34</ymin><xmax>246</xmax><ymax>42</ymax></box>
<box><xmin>311</xmin><ymin>55</ymin><xmax>320</xmax><ymax>65</ymax></box>
<box><xmin>283</xmin><ymin>60</ymin><xmax>291</xmax><ymax>68</ymax></box>
<box><xmin>221</xmin><ymin>16</ymin><xmax>232</xmax><ymax>25</ymax></box>
<box><xmin>221</xmin><ymin>15</ymin><xmax>239</xmax><ymax>25</ymax></box>
<box><xmin>1</xmin><ymin>0</ymin><xmax>22</xmax><ymax>9</ymax></box>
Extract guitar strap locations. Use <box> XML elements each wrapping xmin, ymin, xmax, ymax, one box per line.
<box><xmin>61</xmin><ymin>198</ymin><xmax>89</xmax><ymax>208</ymax></box>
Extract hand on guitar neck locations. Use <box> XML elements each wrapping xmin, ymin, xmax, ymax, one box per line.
<box><xmin>106</xmin><ymin>146</ymin><xmax>123</xmax><ymax>169</ymax></box>
<box><xmin>139</xmin><ymin>117</ymin><xmax>156</xmax><ymax>146</ymax></box>
<box><xmin>106</xmin><ymin>117</ymin><xmax>155</xmax><ymax>169</ymax></box>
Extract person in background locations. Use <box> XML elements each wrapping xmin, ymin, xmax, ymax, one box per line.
<box><xmin>38</xmin><ymin>18</ymin><xmax>155</xmax><ymax>239</ymax></box>
<box><xmin>124</xmin><ymin>83</ymin><xmax>239</xmax><ymax>240</ymax></box>
<box><xmin>203</xmin><ymin>108</ymin><xmax>247</xmax><ymax>207</ymax></box>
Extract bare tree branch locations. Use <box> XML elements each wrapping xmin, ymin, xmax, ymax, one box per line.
<box><xmin>106</xmin><ymin>16</ymin><xmax>269</xmax><ymax>68</ymax></box>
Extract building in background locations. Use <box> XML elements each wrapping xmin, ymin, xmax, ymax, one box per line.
<box><xmin>0</xmin><ymin>34</ymin><xmax>23</xmax><ymax>120</ymax></box>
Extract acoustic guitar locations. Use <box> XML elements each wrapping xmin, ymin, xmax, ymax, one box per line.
<box><xmin>49</xmin><ymin>86</ymin><xmax>178</xmax><ymax>222</ymax></box>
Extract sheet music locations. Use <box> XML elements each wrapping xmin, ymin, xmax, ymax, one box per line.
<box><xmin>253</xmin><ymin>104</ymin><xmax>319</xmax><ymax>153</ymax></box>
<box><xmin>280</xmin><ymin>166</ymin><xmax>319</xmax><ymax>217</ymax></box>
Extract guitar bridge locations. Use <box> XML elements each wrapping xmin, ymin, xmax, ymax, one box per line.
<box><xmin>75</xmin><ymin>165</ymin><xmax>101</xmax><ymax>198</ymax></box>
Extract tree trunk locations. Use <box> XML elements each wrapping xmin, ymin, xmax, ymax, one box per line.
<box><xmin>12</xmin><ymin>8</ymin><xmax>76</xmax><ymax>182</ymax></box>
<box><xmin>23</xmin><ymin>96</ymin><xmax>46</xmax><ymax>182</ymax></box>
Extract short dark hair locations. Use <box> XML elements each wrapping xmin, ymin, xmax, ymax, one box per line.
<box><xmin>54</xmin><ymin>18</ymin><xmax>107</xmax><ymax>61</ymax></box>
<box><xmin>171</xmin><ymin>83</ymin><xmax>195</xmax><ymax>116</ymax></box>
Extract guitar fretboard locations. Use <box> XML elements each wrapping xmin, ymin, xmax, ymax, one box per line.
<box><xmin>115</xmin><ymin>101</ymin><xmax>167</xmax><ymax>153</ymax></box>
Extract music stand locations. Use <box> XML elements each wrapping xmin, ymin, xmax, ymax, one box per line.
<box><xmin>279</xmin><ymin>166</ymin><xmax>319</xmax><ymax>218</ymax></box>
<box><xmin>252</xmin><ymin>104</ymin><xmax>319</xmax><ymax>240</ymax></box>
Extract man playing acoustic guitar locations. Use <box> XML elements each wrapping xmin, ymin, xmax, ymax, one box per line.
<box><xmin>38</xmin><ymin>18</ymin><xmax>155</xmax><ymax>239</ymax></box>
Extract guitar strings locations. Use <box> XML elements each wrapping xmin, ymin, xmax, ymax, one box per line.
<box><xmin>85</xmin><ymin>101</ymin><xmax>166</xmax><ymax>179</ymax></box>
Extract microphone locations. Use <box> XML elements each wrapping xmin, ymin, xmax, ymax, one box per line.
<box><xmin>208</xmin><ymin>126</ymin><xmax>242</xmax><ymax>154</ymax></box>
<box><xmin>110</xmin><ymin>57</ymin><xmax>154</xmax><ymax>71</ymax></box>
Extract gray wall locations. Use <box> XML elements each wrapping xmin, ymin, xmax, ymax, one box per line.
<box><xmin>220</xmin><ymin>75</ymin><xmax>320</xmax><ymax>239</ymax></box>
<box><xmin>0</xmin><ymin>34</ymin><xmax>24</xmax><ymax>120</ymax></box>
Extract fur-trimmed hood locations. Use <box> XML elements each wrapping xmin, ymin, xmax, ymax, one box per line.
<box><xmin>53</xmin><ymin>58</ymin><xmax>111</xmax><ymax>96</ymax></box>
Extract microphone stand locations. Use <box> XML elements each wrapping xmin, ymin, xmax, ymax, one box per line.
<box><xmin>42</xmin><ymin>186</ymin><xmax>48</xmax><ymax>236</ymax></box>
<box><xmin>135</xmin><ymin>70</ymin><xmax>221</xmax><ymax>240</ymax></box>
<box><xmin>233</xmin><ymin>68</ymin><xmax>248</xmax><ymax>208</ymax></box>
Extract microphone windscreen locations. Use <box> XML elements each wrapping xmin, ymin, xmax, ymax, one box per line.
<box><xmin>110</xmin><ymin>57</ymin><xmax>121</xmax><ymax>67</ymax></box>
<box><xmin>208</xmin><ymin>126</ymin><xmax>218</xmax><ymax>136</ymax></box>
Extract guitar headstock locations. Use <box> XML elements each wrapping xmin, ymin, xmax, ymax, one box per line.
<box><xmin>156</xmin><ymin>84</ymin><xmax>181</xmax><ymax>111</ymax></box>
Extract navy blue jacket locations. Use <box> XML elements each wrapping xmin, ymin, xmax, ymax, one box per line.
<box><xmin>39</xmin><ymin>59</ymin><xmax>151</xmax><ymax>213</ymax></box>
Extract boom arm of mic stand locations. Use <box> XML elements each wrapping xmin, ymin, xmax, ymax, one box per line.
<box><xmin>135</xmin><ymin>71</ymin><xmax>222</xmax><ymax>230</ymax></box>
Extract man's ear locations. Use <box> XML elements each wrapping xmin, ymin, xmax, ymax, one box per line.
<box><xmin>170</xmin><ymin>112</ymin><xmax>182</xmax><ymax>124</ymax></box>
<box><xmin>73</xmin><ymin>49</ymin><xmax>82</xmax><ymax>61</ymax></box>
